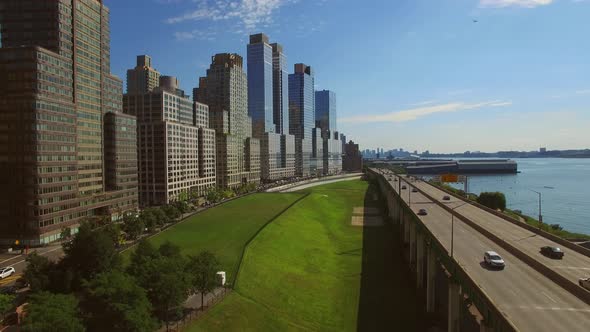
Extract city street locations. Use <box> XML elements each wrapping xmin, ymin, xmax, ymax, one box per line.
<box><xmin>0</xmin><ymin>244</ymin><xmax>64</xmax><ymax>287</ymax></box>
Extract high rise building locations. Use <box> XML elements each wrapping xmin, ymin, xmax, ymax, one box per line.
<box><xmin>127</xmin><ymin>55</ymin><xmax>161</xmax><ymax>94</ymax></box>
<box><xmin>315</xmin><ymin>90</ymin><xmax>341</xmax><ymax>175</ymax></box>
<box><xmin>0</xmin><ymin>0</ymin><xmax>138</xmax><ymax>245</ymax></box>
<box><xmin>315</xmin><ymin>90</ymin><xmax>337</xmax><ymax>133</ymax></box>
<box><xmin>343</xmin><ymin>140</ymin><xmax>363</xmax><ymax>172</ymax></box>
<box><xmin>247</xmin><ymin>33</ymin><xmax>295</xmax><ymax>181</ymax></box>
<box><xmin>195</xmin><ymin>53</ymin><xmax>260</xmax><ymax>188</ymax></box>
<box><xmin>124</xmin><ymin>57</ymin><xmax>216</xmax><ymax>206</ymax></box>
<box><xmin>289</xmin><ymin>64</ymin><xmax>316</xmax><ymax>176</ymax></box>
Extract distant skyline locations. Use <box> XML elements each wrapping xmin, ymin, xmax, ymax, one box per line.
<box><xmin>107</xmin><ymin>0</ymin><xmax>590</xmax><ymax>153</ymax></box>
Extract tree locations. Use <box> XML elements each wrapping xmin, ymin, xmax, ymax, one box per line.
<box><xmin>21</xmin><ymin>292</ymin><xmax>85</xmax><ymax>332</ymax></box>
<box><xmin>127</xmin><ymin>242</ymin><xmax>190</xmax><ymax>325</ymax></box>
<box><xmin>0</xmin><ymin>293</ymin><xmax>15</xmax><ymax>322</ymax></box>
<box><xmin>151</xmin><ymin>207</ymin><xmax>170</xmax><ymax>226</ymax></box>
<box><xmin>104</xmin><ymin>223</ymin><xmax>122</xmax><ymax>247</ymax></box>
<box><xmin>60</xmin><ymin>227</ymin><xmax>72</xmax><ymax>241</ymax></box>
<box><xmin>140</xmin><ymin>209</ymin><xmax>157</xmax><ymax>232</ymax></box>
<box><xmin>187</xmin><ymin>251</ymin><xmax>220</xmax><ymax>310</ymax></box>
<box><xmin>122</xmin><ymin>212</ymin><xmax>143</xmax><ymax>240</ymax></box>
<box><xmin>81</xmin><ymin>271</ymin><xmax>157</xmax><ymax>332</ymax></box>
<box><xmin>61</xmin><ymin>223</ymin><xmax>121</xmax><ymax>289</ymax></box>
<box><xmin>161</xmin><ymin>204</ymin><xmax>181</xmax><ymax>221</ymax></box>
<box><xmin>23</xmin><ymin>253</ymin><xmax>55</xmax><ymax>292</ymax></box>
<box><xmin>172</xmin><ymin>200</ymin><xmax>189</xmax><ymax>214</ymax></box>
<box><xmin>477</xmin><ymin>192</ymin><xmax>506</xmax><ymax>211</ymax></box>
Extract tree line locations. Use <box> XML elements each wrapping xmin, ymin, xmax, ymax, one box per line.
<box><xmin>9</xmin><ymin>223</ymin><xmax>221</xmax><ymax>332</ymax></box>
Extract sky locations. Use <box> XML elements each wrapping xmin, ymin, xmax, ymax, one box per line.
<box><xmin>106</xmin><ymin>0</ymin><xmax>590</xmax><ymax>153</ymax></box>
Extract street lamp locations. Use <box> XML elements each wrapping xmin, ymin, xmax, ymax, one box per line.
<box><xmin>450</xmin><ymin>202</ymin><xmax>469</xmax><ymax>258</ymax></box>
<box><xmin>529</xmin><ymin>189</ymin><xmax>543</xmax><ymax>224</ymax></box>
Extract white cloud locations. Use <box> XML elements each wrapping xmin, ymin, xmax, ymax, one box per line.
<box><xmin>173</xmin><ymin>29</ymin><xmax>217</xmax><ymax>41</ymax></box>
<box><xmin>339</xmin><ymin>100</ymin><xmax>512</xmax><ymax>124</ymax></box>
<box><xmin>166</xmin><ymin>0</ymin><xmax>292</xmax><ymax>30</ymax></box>
<box><xmin>479</xmin><ymin>0</ymin><xmax>553</xmax><ymax>8</ymax></box>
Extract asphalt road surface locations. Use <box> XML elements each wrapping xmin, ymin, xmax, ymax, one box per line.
<box><xmin>381</xmin><ymin>171</ymin><xmax>590</xmax><ymax>332</ymax></box>
<box><xmin>0</xmin><ymin>244</ymin><xmax>64</xmax><ymax>287</ymax></box>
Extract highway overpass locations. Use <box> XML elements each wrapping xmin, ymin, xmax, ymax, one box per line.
<box><xmin>368</xmin><ymin>168</ymin><xmax>590</xmax><ymax>332</ymax></box>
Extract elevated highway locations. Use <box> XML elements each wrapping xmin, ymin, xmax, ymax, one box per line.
<box><xmin>368</xmin><ymin>168</ymin><xmax>590</xmax><ymax>332</ymax></box>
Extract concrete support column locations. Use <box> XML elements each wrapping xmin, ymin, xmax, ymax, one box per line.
<box><xmin>416</xmin><ymin>232</ymin><xmax>425</xmax><ymax>289</ymax></box>
<box><xmin>426</xmin><ymin>246</ymin><xmax>436</xmax><ymax>313</ymax></box>
<box><xmin>404</xmin><ymin>213</ymin><xmax>410</xmax><ymax>244</ymax></box>
<box><xmin>480</xmin><ymin>322</ymin><xmax>494</xmax><ymax>332</ymax></box>
<box><xmin>448</xmin><ymin>282</ymin><xmax>462</xmax><ymax>332</ymax></box>
<box><xmin>409</xmin><ymin>222</ymin><xmax>416</xmax><ymax>267</ymax></box>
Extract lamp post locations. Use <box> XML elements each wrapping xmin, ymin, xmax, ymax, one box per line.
<box><xmin>450</xmin><ymin>202</ymin><xmax>469</xmax><ymax>258</ymax></box>
<box><xmin>529</xmin><ymin>189</ymin><xmax>543</xmax><ymax>224</ymax></box>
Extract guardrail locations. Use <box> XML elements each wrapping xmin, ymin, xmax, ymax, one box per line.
<box><xmin>423</xmin><ymin>181</ymin><xmax>590</xmax><ymax>259</ymax></box>
<box><xmin>400</xmin><ymin>175</ymin><xmax>590</xmax><ymax>306</ymax></box>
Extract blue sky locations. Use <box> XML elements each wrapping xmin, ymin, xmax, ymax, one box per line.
<box><xmin>106</xmin><ymin>0</ymin><xmax>590</xmax><ymax>153</ymax></box>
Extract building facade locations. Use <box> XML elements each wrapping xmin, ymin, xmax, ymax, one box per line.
<box><xmin>289</xmin><ymin>64</ymin><xmax>315</xmax><ymax>177</ymax></box>
<box><xmin>343</xmin><ymin>140</ymin><xmax>363</xmax><ymax>172</ymax></box>
<box><xmin>0</xmin><ymin>0</ymin><xmax>138</xmax><ymax>245</ymax></box>
<box><xmin>124</xmin><ymin>64</ymin><xmax>216</xmax><ymax>206</ymax></box>
<box><xmin>315</xmin><ymin>90</ymin><xmax>337</xmax><ymax>133</ymax></box>
<box><xmin>127</xmin><ymin>55</ymin><xmax>160</xmax><ymax>94</ymax></box>
<box><xmin>247</xmin><ymin>33</ymin><xmax>295</xmax><ymax>181</ymax></box>
<box><xmin>315</xmin><ymin>90</ymin><xmax>342</xmax><ymax>175</ymax></box>
<box><xmin>195</xmin><ymin>53</ymin><xmax>260</xmax><ymax>188</ymax></box>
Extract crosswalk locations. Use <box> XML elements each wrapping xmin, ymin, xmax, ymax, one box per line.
<box><xmin>0</xmin><ymin>273</ymin><xmax>20</xmax><ymax>286</ymax></box>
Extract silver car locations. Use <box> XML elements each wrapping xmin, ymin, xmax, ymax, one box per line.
<box><xmin>484</xmin><ymin>251</ymin><xmax>505</xmax><ymax>269</ymax></box>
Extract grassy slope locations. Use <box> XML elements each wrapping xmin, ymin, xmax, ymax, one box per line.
<box><xmin>189</xmin><ymin>180</ymin><xmax>399</xmax><ymax>332</ymax></box>
<box><xmin>122</xmin><ymin>193</ymin><xmax>303</xmax><ymax>282</ymax></box>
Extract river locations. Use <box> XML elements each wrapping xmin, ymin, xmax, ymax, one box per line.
<box><xmin>444</xmin><ymin>158</ymin><xmax>590</xmax><ymax>235</ymax></box>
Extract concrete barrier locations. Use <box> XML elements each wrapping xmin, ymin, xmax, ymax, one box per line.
<box><xmin>424</xmin><ymin>181</ymin><xmax>590</xmax><ymax>259</ymax></box>
<box><xmin>409</xmin><ymin>176</ymin><xmax>590</xmax><ymax>306</ymax></box>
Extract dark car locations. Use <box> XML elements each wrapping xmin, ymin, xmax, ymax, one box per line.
<box><xmin>540</xmin><ymin>246</ymin><xmax>564</xmax><ymax>259</ymax></box>
<box><xmin>442</xmin><ymin>195</ymin><xmax>451</xmax><ymax>201</ymax></box>
<box><xmin>411</xmin><ymin>188</ymin><xmax>418</xmax><ymax>193</ymax></box>
<box><xmin>417</xmin><ymin>209</ymin><xmax>427</xmax><ymax>216</ymax></box>
<box><xmin>401</xmin><ymin>185</ymin><xmax>407</xmax><ymax>190</ymax></box>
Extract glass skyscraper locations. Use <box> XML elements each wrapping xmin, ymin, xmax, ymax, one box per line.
<box><xmin>247</xmin><ymin>33</ymin><xmax>274</xmax><ymax>136</ymax></box>
<box><xmin>248</xmin><ymin>34</ymin><xmax>295</xmax><ymax>181</ymax></box>
<box><xmin>315</xmin><ymin>90</ymin><xmax>337</xmax><ymax>133</ymax></box>
<box><xmin>289</xmin><ymin>63</ymin><xmax>315</xmax><ymax>176</ymax></box>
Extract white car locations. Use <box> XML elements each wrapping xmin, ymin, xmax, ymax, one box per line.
<box><xmin>484</xmin><ymin>251</ymin><xmax>505</xmax><ymax>270</ymax></box>
<box><xmin>0</xmin><ymin>266</ymin><xmax>15</xmax><ymax>279</ymax></box>
<box><xmin>580</xmin><ymin>277</ymin><xmax>590</xmax><ymax>291</ymax></box>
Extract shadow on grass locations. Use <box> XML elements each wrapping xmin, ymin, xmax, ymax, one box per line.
<box><xmin>356</xmin><ymin>182</ymin><xmax>428</xmax><ymax>332</ymax></box>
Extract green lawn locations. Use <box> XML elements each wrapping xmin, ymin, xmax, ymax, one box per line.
<box><xmin>122</xmin><ymin>193</ymin><xmax>303</xmax><ymax>283</ymax></box>
<box><xmin>188</xmin><ymin>180</ymin><xmax>420</xmax><ymax>331</ymax></box>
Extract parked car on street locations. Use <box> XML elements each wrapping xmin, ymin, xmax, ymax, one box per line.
<box><xmin>412</xmin><ymin>188</ymin><xmax>418</xmax><ymax>193</ymax></box>
<box><xmin>401</xmin><ymin>185</ymin><xmax>407</xmax><ymax>190</ymax></box>
<box><xmin>0</xmin><ymin>266</ymin><xmax>15</xmax><ymax>279</ymax></box>
<box><xmin>442</xmin><ymin>195</ymin><xmax>450</xmax><ymax>201</ymax></box>
<box><xmin>417</xmin><ymin>209</ymin><xmax>428</xmax><ymax>216</ymax></box>
<box><xmin>540</xmin><ymin>246</ymin><xmax>564</xmax><ymax>259</ymax></box>
<box><xmin>484</xmin><ymin>251</ymin><xmax>505</xmax><ymax>269</ymax></box>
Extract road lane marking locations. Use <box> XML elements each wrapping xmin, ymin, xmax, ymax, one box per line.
<box><xmin>541</xmin><ymin>292</ymin><xmax>557</xmax><ymax>303</ymax></box>
<box><xmin>0</xmin><ymin>274</ymin><xmax>20</xmax><ymax>286</ymax></box>
<box><xmin>0</xmin><ymin>255</ymin><xmax>23</xmax><ymax>265</ymax></box>
<box><xmin>504</xmin><ymin>305</ymin><xmax>590</xmax><ymax>313</ymax></box>
<box><xmin>552</xmin><ymin>266</ymin><xmax>590</xmax><ymax>271</ymax></box>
